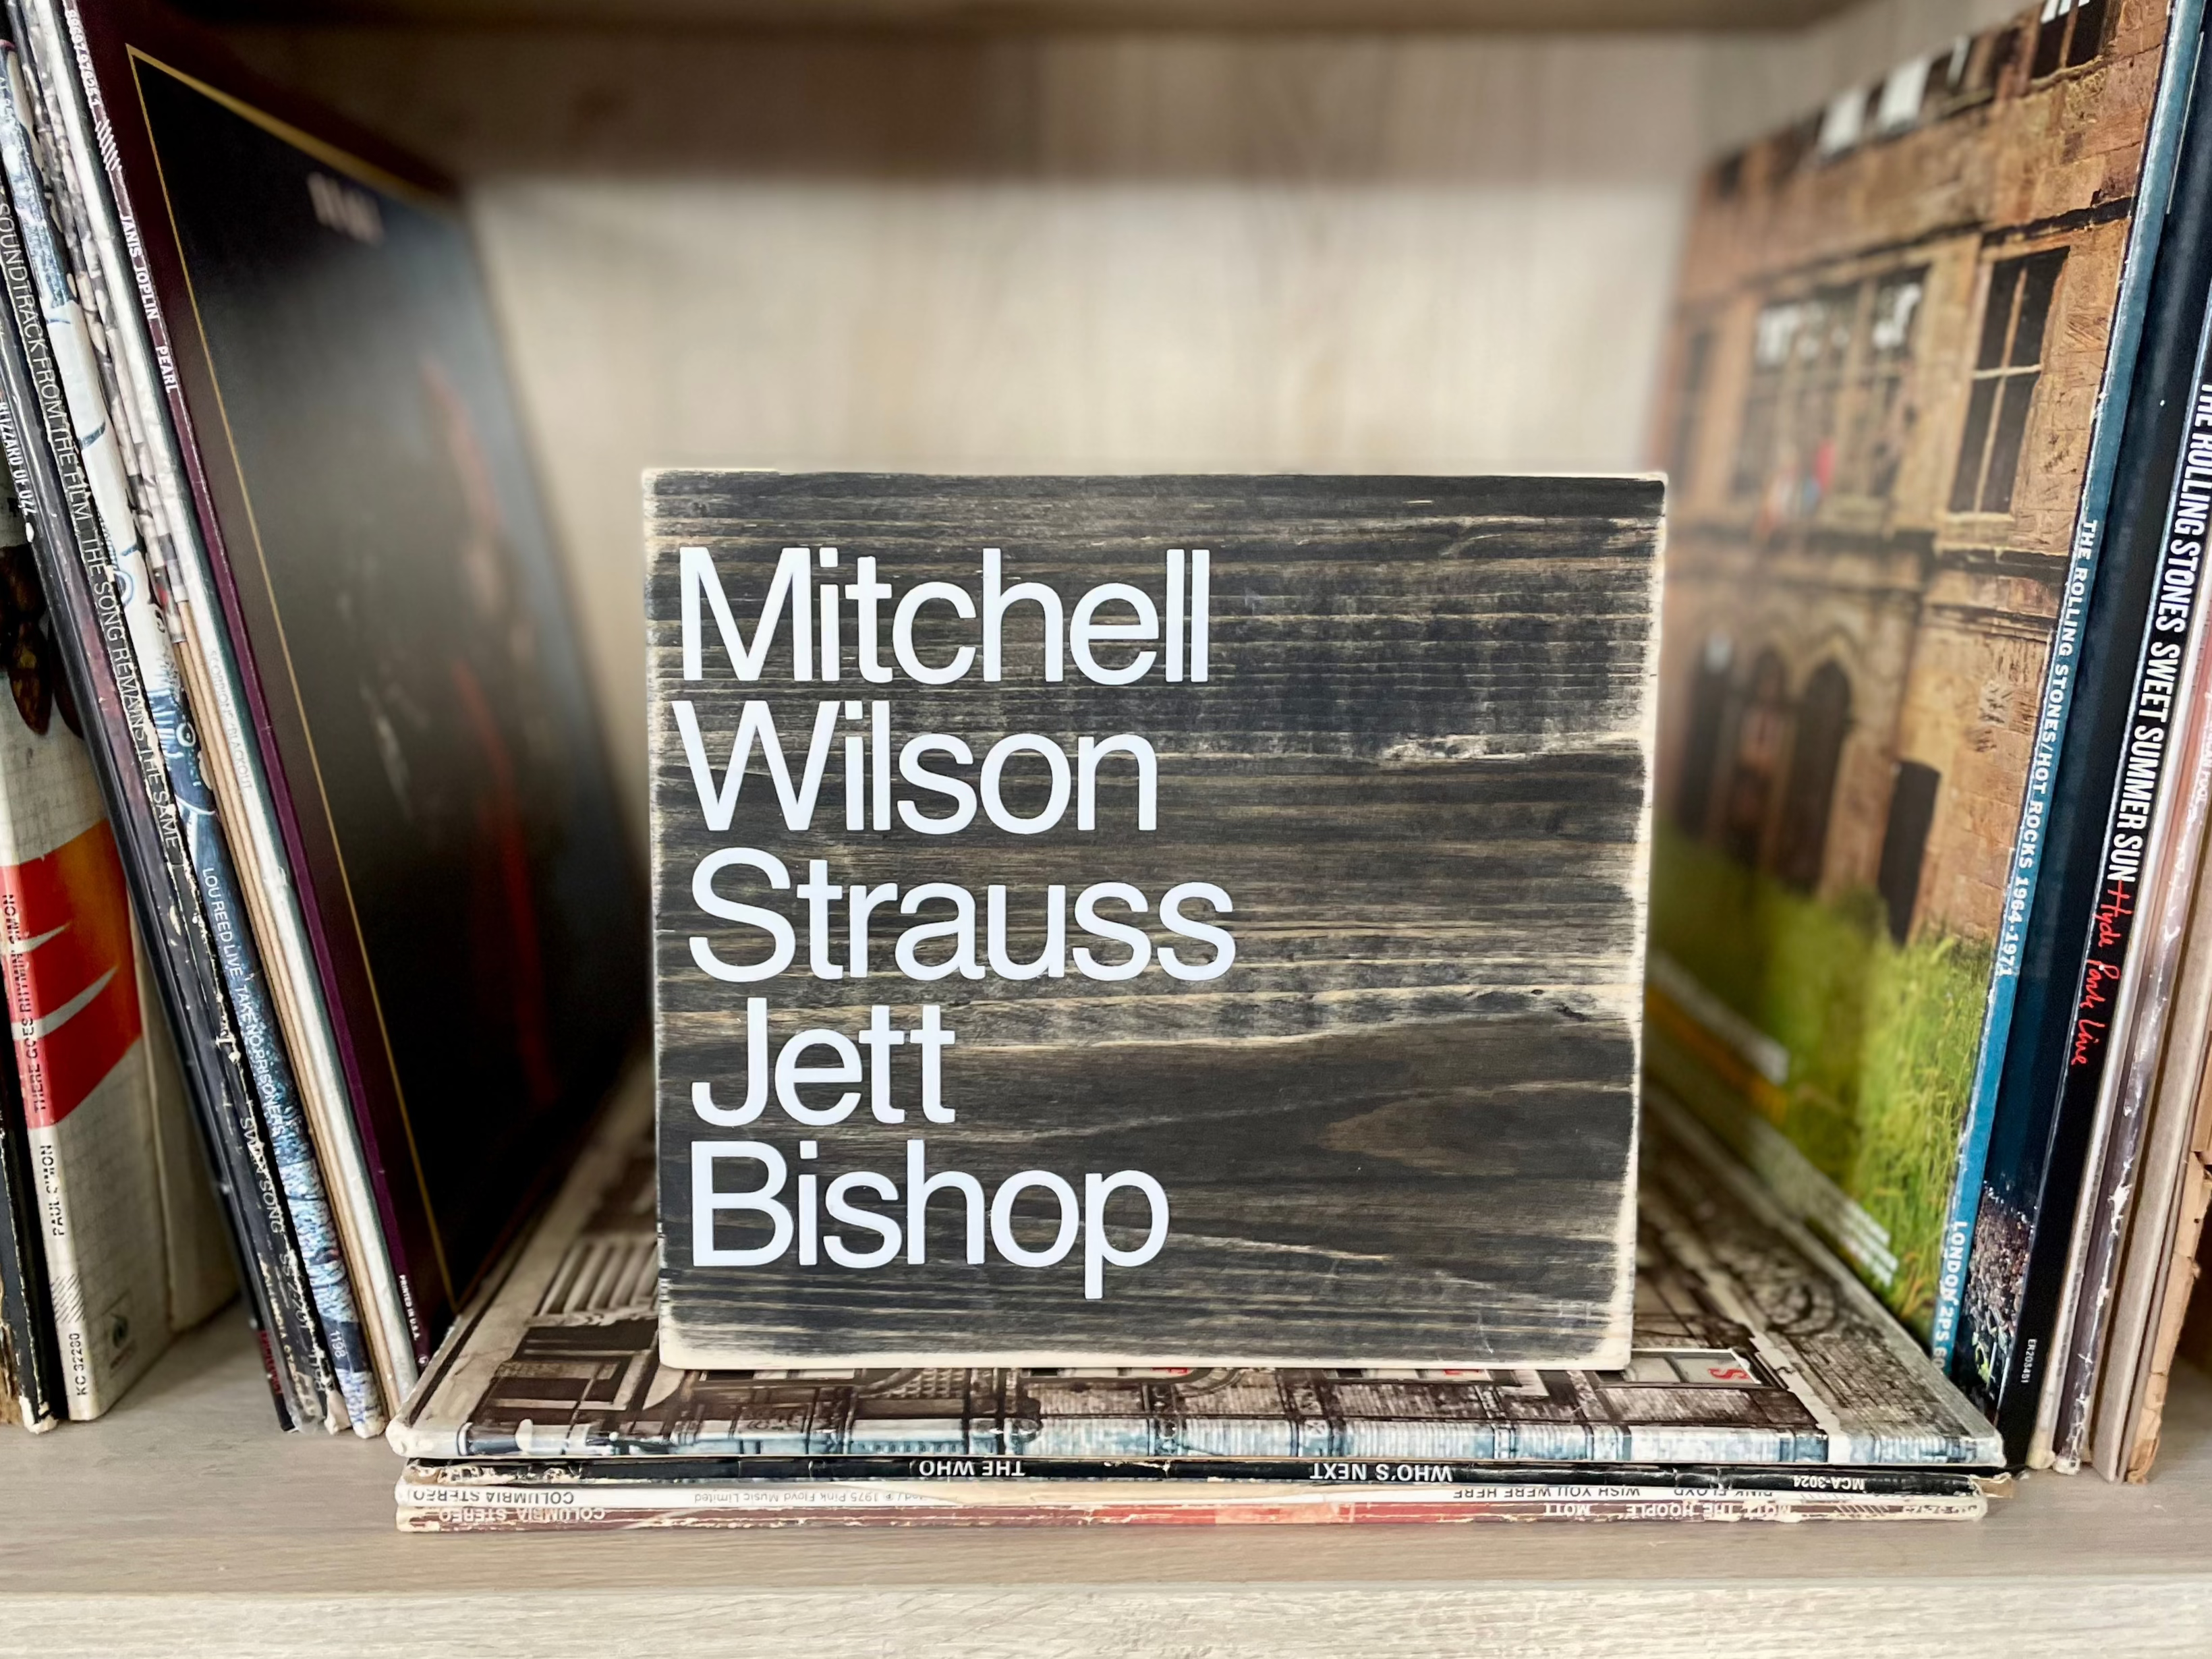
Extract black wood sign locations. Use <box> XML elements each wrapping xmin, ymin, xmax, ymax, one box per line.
<box><xmin>650</xmin><ymin>473</ymin><xmax>1660</xmax><ymax>1369</ymax></box>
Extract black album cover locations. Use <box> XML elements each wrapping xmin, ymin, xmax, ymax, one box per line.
<box><xmin>650</xmin><ymin>472</ymin><xmax>1660</xmax><ymax>1370</ymax></box>
<box><xmin>67</xmin><ymin>5</ymin><xmax>644</xmax><ymax>1349</ymax></box>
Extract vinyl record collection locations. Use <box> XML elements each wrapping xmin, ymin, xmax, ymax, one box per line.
<box><xmin>1648</xmin><ymin>0</ymin><xmax>2212</xmax><ymax>1479</ymax></box>
<box><xmin>0</xmin><ymin>0</ymin><xmax>644</xmax><ymax>1440</ymax></box>
<box><xmin>0</xmin><ymin>0</ymin><xmax>2203</xmax><ymax>1540</ymax></box>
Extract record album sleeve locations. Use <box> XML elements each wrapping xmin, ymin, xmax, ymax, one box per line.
<box><xmin>1643</xmin><ymin>0</ymin><xmax>2205</xmax><ymax>1372</ymax></box>
<box><xmin>47</xmin><ymin>0</ymin><xmax>647</xmax><ymax>1362</ymax></box>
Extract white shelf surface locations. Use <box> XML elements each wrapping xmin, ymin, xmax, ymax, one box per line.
<box><xmin>1</xmin><ymin>1314</ymin><xmax>2209</xmax><ymax>1658</ymax></box>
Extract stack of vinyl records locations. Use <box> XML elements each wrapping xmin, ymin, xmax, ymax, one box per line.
<box><xmin>388</xmin><ymin>1094</ymin><xmax>2004</xmax><ymax>1529</ymax></box>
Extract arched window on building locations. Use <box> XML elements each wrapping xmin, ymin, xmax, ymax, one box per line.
<box><xmin>1722</xmin><ymin>650</ymin><xmax>1789</xmax><ymax>868</ymax></box>
<box><xmin>1878</xmin><ymin>762</ymin><xmax>1941</xmax><ymax>945</ymax></box>
<box><xmin>1675</xmin><ymin>636</ymin><xmax>1732</xmax><ymax>836</ymax></box>
<box><xmin>1774</xmin><ymin>660</ymin><xmax>1852</xmax><ymax>891</ymax></box>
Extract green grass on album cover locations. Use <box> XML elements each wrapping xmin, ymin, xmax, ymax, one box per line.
<box><xmin>1647</xmin><ymin>824</ymin><xmax>1989</xmax><ymax>1336</ymax></box>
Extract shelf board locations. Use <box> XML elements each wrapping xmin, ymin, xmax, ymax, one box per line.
<box><xmin>183</xmin><ymin>0</ymin><xmax>1856</xmax><ymax>32</ymax></box>
<box><xmin>3</xmin><ymin>1314</ymin><xmax>2210</xmax><ymax>1657</ymax></box>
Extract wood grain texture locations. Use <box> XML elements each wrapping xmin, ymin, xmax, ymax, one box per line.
<box><xmin>649</xmin><ymin>472</ymin><xmax>1657</xmax><ymax>1367</ymax></box>
<box><xmin>13</xmin><ymin>1581</ymin><xmax>2212</xmax><ymax>1659</ymax></box>
<box><xmin>2</xmin><ymin>1316</ymin><xmax>2212</xmax><ymax>1656</ymax></box>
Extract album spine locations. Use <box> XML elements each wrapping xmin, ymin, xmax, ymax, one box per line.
<box><xmin>2119</xmin><ymin>1034</ymin><xmax>2212</xmax><ymax>1477</ymax></box>
<box><xmin>399</xmin><ymin>1498</ymin><xmax>1986</xmax><ymax>1532</ymax></box>
<box><xmin>0</xmin><ymin>134</ymin><xmax>324</xmax><ymax>1427</ymax></box>
<box><xmin>0</xmin><ymin>1019</ymin><xmax>56</xmax><ymax>1427</ymax></box>
<box><xmin>434</xmin><ymin>1396</ymin><xmax>2000</xmax><ymax>1469</ymax></box>
<box><xmin>11</xmin><ymin>949</ymin><xmax>129</xmax><ymax>1419</ymax></box>
<box><xmin>1930</xmin><ymin>0</ymin><xmax>2211</xmax><ymax>1363</ymax></box>
<box><xmin>406</xmin><ymin>1456</ymin><xmax>1985</xmax><ymax>1494</ymax></box>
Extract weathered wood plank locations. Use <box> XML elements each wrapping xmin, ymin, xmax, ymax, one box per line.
<box><xmin>649</xmin><ymin>472</ymin><xmax>1660</xmax><ymax>1368</ymax></box>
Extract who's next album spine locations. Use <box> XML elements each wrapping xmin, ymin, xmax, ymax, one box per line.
<box><xmin>1931</xmin><ymin>0</ymin><xmax>2210</xmax><ymax>1363</ymax></box>
<box><xmin>0</xmin><ymin>92</ymin><xmax>319</xmax><ymax>1428</ymax></box>
<box><xmin>399</xmin><ymin>1455</ymin><xmax>1989</xmax><ymax>1495</ymax></box>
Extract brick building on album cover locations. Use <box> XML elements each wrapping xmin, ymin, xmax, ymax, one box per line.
<box><xmin>1645</xmin><ymin>0</ymin><xmax>2163</xmax><ymax>1332</ymax></box>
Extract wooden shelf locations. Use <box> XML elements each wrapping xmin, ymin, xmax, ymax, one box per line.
<box><xmin>0</xmin><ymin>10</ymin><xmax>2188</xmax><ymax>1654</ymax></box>
<box><xmin>185</xmin><ymin>0</ymin><xmax>1858</xmax><ymax>34</ymax></box>
<box><xmin>3</xmin><ymin>1314</ymin><xmax>2209</xmax><ymax>1657</ymax></box>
